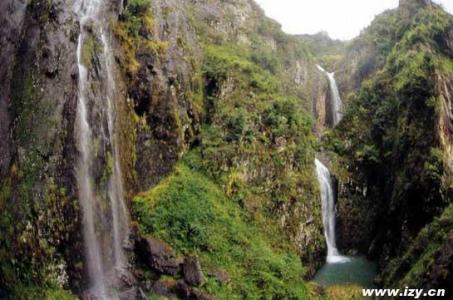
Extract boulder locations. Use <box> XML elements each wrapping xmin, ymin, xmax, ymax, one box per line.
<box><xmin>183</xmin><ymin>255</ymin><xmax>205</xmax><ymax>287</ymax></box>
<box><xmin>191</xmin><ymin>290</ymin><xmax>217</xmax><ymax>300</ymax></box>
<box><xmin>211</xmin><ymin>269</ymin><xmax>230</xmax><ymax>284</ymax></box>
<box><xmin>135</xmin><ymin>235</ymin><xmax>182</xmax><ymax>276</ymax></box>
<box><xmin>118</xmin><ymin>287</ymin><xmax>138</xmax><ymax>300</ymax></box>
<box><xmin>105</xmin><ymin>266</ymin><xmax>136</xmax><ymax>290</ymax></box>
<box><xmin>173</xmin><ymin>280</ymin><xmax>191</xmax><ymax>299</ymax></box>
<box><xmin>81</xmin><ymin>291</ymin><xmax>98</xmax><ymax>300</ymax></box>
<box><xmin>151</xmin><ymin>278</ymin><xmax>178</xmax><ymax>296</ymax></box>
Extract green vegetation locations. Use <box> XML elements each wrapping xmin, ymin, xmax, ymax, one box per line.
<box><xmin>382</xmin><ymin>204</ymin><xmax>453</xmax><ymax>288</ymax></box>
<box><xmin>1</xmin><ymin>0</ymin><xmax>323</xmax><ymax>298</ymax></box>
<box><xmin>130</xmin><ymin>3</ymin><xmax>323</xmax><ymax>297</ymax></box>
<box><xmin>7</xmin><ymin>0</ymin><xmax>453</xmax><ymax>297</ymax></box>
<box><xmin>133</xmin><ymin>154</ymin><xmax>310</xmax><ymax>299</ymax></box>
<box><xmin>325</xmin><ymin>284</ymin><xmax>364</xmax><ymax>300</ymax></box>
<box><xmin>81</xmin><ymin>32</ymin><xmax>100</xmax><ymax>67</ymax></box>
<box><xmin>298</xmin><ymin>32</ymin><xmax>346</xmax><ymax>70</ymax></box>
<box><xmin>13</xmin><ymin>287</ymin><xmax>76</xmax><ymax>300</ymax></box>
<box><xmin>324</xmin><ymin>4</ymin><xmax>453</xmax><ymax>288</ymax></box>
<box><xmin>197</xmin><ymin>42</ymin><xmax>324</xmax><ymax>263</ymax></box>
<box><xmin>114</xmin><ymin>0</ymin><xmax>167</xmax><ymax>74</ymax></box>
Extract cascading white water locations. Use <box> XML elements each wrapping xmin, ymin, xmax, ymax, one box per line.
<box><xmin>76</xmin><ymin>32</ymin><xmax>107</xmax><ymax>296</ymax></box>
<box><xmin>101</xmin><ymin>30</ymin><xmax>130</xmax><ymax>269</ymax></box>
<box><xmin>74</xmin><ymin>0</ymin><xmax>130</xmax><ymax>297</ymax></box>
<box><xmin>315</xmin><ymin>159</ymin><xmax>350</xmax><ymax>264</ymax></box>
<box><xmin>316</xmin><ymin>65</ymin><xmax>343</xmax><ymax>126</ymax></box>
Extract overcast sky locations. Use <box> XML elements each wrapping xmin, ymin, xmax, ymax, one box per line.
<box><xmin>254</xmin><ymin>0</ymin><xmax>453</xmax><ymax>40</ymax></box>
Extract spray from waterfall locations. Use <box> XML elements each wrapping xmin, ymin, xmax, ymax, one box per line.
<box><xmin>316</xmin><ymin>65</ymin><xmax>343</xmax><ymax>126</ymax></box>
<box><xmin>315</xmin><ymin>159</ymin><xmax>350</xmax><ymax>264</ymax></box>
<box><xmin>74</xmin><ymin>0</ymin><xmax>130</xmax><ymax>297</ymax></box>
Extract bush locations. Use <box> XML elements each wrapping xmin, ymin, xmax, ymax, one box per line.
<box><xmin>126</xmin><ymin>0</ymin><xmax>151</xmax><ymax>15</ymax></box>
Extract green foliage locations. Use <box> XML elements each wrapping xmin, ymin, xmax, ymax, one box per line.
<box><xmin>382</xmin><ymin>204</ymin><xmax>453</xmax><ymax>288</ymax></box>
<box><xmin>133</xmin><ymin>156</ymin><xmax>309</xmax><ymax>299</ymax></box>
<box><xmin>330</xmin><ymin>5</ymin><xmax>449</xmax><ymax>207</ymax></box>
<box><xmin>114</xmin><ymin>0</ymin><xmax>167</xmax><ymax>74</ymax></box>
<box><xmin>195</xmin><ymin>39</ymin><xmax>323</xmax><ymax>268</ymax></box>
<box><xmin>81</xmin><ymin>32</ymin><xmax>100</xmax><ymax>67</ymax></box>
<box><xmin>127</xmin><ymin>0</ymin><xmax>151</xmax><ymax>15</ymax></box>
<box><xmin>13</xmin><ymin>287</ymin><xmax>76</xmax><ymax>300</ymax></box>
<box><xmin>325</xmin><ymin>5</ymin><xmax>453</xmax><ymax>285</ymax></box>
<box><xmin>201</xmin><ymin>43</ymin><xmax>316</xmax><ymax>173</ymax></box>
<box><xmin>298</xmin><ymin>32</ymin><xmax>346</xmax><ymax>69</ymax></box>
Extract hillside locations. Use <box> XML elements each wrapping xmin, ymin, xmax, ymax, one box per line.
<box><xmin>323</xmin><ymin>0</ymin><xmax>453</xmax><ymax>292</ymax></box>
<box><xmin>0</xmin><ymin>0</ymin><xmax>452</xmax><ymax>299</ymax></box>
<box><xmin>0</xmin><ymin>0</ymin><xmax>325</xmax><ymax>298</ymax></box>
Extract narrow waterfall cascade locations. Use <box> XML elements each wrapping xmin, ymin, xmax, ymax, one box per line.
<box><xmin>74</xmin><ymin>0</ymin><xmax>130</xmax><ymax>297</ymax></box>
<box><xmin>316</xmin><ymin>65</ymin><xmax>343</xmax><ymax>126</ymax></box>
<box><xmin>314</xmin><ymin>159</ymin><xmax>349</xmax><ymax>264</ymax></box>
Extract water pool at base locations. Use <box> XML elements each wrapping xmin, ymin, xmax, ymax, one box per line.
<box><xmin>314</xmin><ymin>256</ymin><xmax>377</xmax><ymax>288</ymax></box>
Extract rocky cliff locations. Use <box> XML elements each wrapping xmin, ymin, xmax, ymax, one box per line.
<box><xmin>2</xmin><ymin>0</ymin><xmax>451</xmax><ymax>298</ymax></box>
<box><xmin>323</xmin><ymin>1</ymin><xmax>453</xmax><ymax>293</ymax></box>
<box><xmin>0</xmin><ymin>0</ymin><xmax>326</xmax><ymax>298</ymax></box>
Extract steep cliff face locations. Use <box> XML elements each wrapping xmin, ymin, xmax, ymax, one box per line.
<box><xmin>335</xmin><ymin>9</ymin><xmax>402</xmax><ymax>99</ymax></box>
<box><xmin>324</xmin><ymin>2</ymin><xmax>453</xmax><ymax>291</ymax></box>
<box><xmin>0</xmin><ymin>0</ymin><xmax>85</xmax><ymax>295</ymax></box>
<box><xmin>122</xmin><ymin>0</ymin><xmax>203</xmax><ymax>191</ymax></box>
<box><xmin>0</xmin><ymin>0</ymin><xmax>27</xmax><ymax>179</ymax></box>
<box><xmin>0</xmin><ymin>0</ymin><xmax>326</xmax><ymax>298</ymax></box>
<box><xmin>399</xmin><ymin>0</ymin><xmax>432</xmax><ymax>18</ymax></box>
<box><xmin>125</xmin><ymin>0</ymin><xmax>327</xmax><ymax>288</ymax></box>
<box><xmin>297</xmin><ymin>32</ymin><xmax>346</xmax><ymax>134</ymax></box>
<box><xmin>6</xmin><ymin>0</ymin><xmax>451</xmax><ymax>297</ymax></box>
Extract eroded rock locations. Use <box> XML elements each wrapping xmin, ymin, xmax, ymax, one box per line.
<box><xmin>135</xmin><ymin>236</ymin><xmax>182</xmax><ymax>276</ymax></box>
<box><xmin>183</xmin><ymin>255</ymin><xmax>205</xmax><ymax>287</ymax></box>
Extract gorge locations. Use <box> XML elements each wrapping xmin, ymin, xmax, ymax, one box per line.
<box><xmin>0</xmin><ymin>0</ymin><xmax>452</xmax><ymax>299</ymax></box>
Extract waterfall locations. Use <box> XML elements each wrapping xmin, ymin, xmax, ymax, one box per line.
<box><xmin>316</xmin><ymin>65</ymin><xmax>343</xmax><ymax>126</ymax></box>
<box><xmin>315</xmin><ymin>159</ymin><xmax>349</xmax><ymax>264</ymax></box>
<box><xmin>101</xmin><ymin>30</ymin><xmax>130</xmax><ymax>270</ymax></box>
<box><xmin>74</xmin><ymin>0</ymin><xmax>130</xmax><ymax>297</ymax></box>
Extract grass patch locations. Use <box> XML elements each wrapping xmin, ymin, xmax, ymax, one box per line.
<box><xmin>133</xmin><ymin>153</ymin><xmax>309</xmax><ymax>299</ymax></box>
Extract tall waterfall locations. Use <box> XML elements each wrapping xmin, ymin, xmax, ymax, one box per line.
<box><xmin>74</xmin><ymin>0</ymin><xmax>130</xmax><ymax>297</ymax></box>
<box><xmin>316</xmin><ymin>65</ymin><xmax>343</xmax><ymax>126</ymax></box>
<box><xmin>315</xmin><ymin>159</ymin><xmax>349</xmax><ymax>264</ymax></box>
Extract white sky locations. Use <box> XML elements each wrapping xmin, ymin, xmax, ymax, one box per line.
<box><xmin>255</xmin><ymin>0</ymin><xmax>453</xmax><ymax>40</ymax></box>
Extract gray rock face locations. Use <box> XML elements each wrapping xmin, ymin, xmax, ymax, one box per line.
<box><xmin>0</xmin><ymin>0</ymin><xmax>326</xmax><ymax>295</ymax></box>
<box><xmin>0</xmin><ymin>0</ymin><xmax>27</xmax><ymax>178</ymax></box>
<box><xmin>135</xmin><ymin>236</ymin><xmax>182</xmax><ymax>276</ymax></box>
<box><xmin>183</xmin><ymin>255</ymin><xmax>205</xmax><ymax>287</ymax></box>
<box><xmin>132</xmin><ymin>0</ymin><xmax>202</xmax><ymax>191</ymax></box>
<box><xmin>0</xmin><ymin>0</ymin><xmax>84</xmax><ymax>291</ymax></box>
<box><xmin>399</xmin><ymin>0</ymin><xmax>431</xmax><ymax>17</ymax></box>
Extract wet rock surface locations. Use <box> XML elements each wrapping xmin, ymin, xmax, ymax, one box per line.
<box><xmin>0</xmin><ymin>0</ymin><xmax>341</xmax><ymax>297</ymax></box>
<box><xmin>0</xmin><ymin>0</ymin><xmax>84</xmax><ymax>292</ymax></box>
<box><xmin>131</xmin><ymin>0</ymin><xmax>202</xmax><ymax>191</ymax></box>
<box><xmin>183</xmin><ymin>255</ymin><xmax>205</xmax><ymax>287</ymax></box>
<box><xmin>0</xmin><ymin>0</ymin><xmax>27</xmax><ymax>178</ymax></box>
<box><xmin>135</xmin><ymin>236</ymin><xmax>182</xmax><ymax>276</ymax></box>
